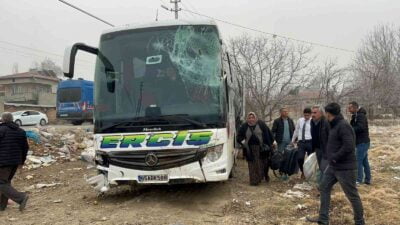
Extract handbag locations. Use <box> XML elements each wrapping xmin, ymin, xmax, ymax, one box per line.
<box><xmin>270</xmin><ymin>149</ymin><xmax>284</xmax><ymax>170</ymax></box>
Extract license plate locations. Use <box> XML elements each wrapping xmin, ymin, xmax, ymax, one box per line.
<box><xmin>60</xmin><ymin>114</ymin><xmax>68</xmax><ymax>117</ymax></box>
<box><xmin>138</xmin><ymin>175</ymin><xmax>168</xmax><ymax>183</ymax></box>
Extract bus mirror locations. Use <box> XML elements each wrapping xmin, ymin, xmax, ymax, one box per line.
<box><xmin>105</xmin><ymin>71</ymin><xmax>118</xmax><ymax>93</ymax></box>
<box><xmin>63</xmin><ymin>43</ymin><xmax>99</xmax><ymax>78</ymax></box>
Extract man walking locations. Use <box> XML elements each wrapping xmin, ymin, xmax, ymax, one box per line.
<box><xmin>292</xmin><ymin>108</ymin><xmax>313</xmax><ymax>179</ymax></box>
<box><xmin>348</xmin><ymin>101</ymin><xmax>371</xmax><ymax>185</ymax></box>
<box><xmin>307</xmin><ymin>103</ymin><xmax>365</xmax><ymax>225</ymax></box>
<box><xmin>311</xmin><ymin>106</ymin><xmax>330</xmax><ymax>186</ymax></box>
<box><xmin>272</xmin><ymin>107</ymin><xmax>295</xmax><ymax>153</ymax></box>
<box><xmin>0</xmin><ymin>112</ymin><xmax>30</xmax><ymax>212</ymax></box>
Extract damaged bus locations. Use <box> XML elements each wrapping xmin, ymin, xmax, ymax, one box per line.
<box><xmin>63</xmin><ymin>19</ymin><xmax>242</xmax><ymax>192</ymax></box>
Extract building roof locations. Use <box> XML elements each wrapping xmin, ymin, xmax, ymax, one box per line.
<box><xmin>0</xmin><ymin>71</ymin><xmax>60</xmax><ymax>83</ymax></box>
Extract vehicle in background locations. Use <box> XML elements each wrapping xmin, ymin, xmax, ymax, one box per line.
<box><xmin>11</xmin><ymin>110</ymin><xmax>48</xmax><ymax>126</ymax></box>
<box><xmin>56</xmin><ymin>79</ymin><xmax>94</xmax><ymax>125</ymax></box>
<box><xmin>63</xmin><ymin>19</ymin><xmax>243</xmax><ymax>192</ymax></box>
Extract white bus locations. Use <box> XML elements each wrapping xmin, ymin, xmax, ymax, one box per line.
<box><xmin>63</xmin><ymin>19</ymin><xmax>242</xmax><ymax>192</ymax></box>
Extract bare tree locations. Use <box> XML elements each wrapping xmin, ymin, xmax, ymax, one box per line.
<box><xmin>229</xmin><ymin>35</ymin><xmax>315</xmax><ymax>121</ymax></box>
<box><xmin>353</xmin><ymin>24</ymin><xmax>400</xmax><ymax>118</ymax></box>
<box><xmin>314</xmin><ymin>59</ymin><xmax>354</xmax><ymax>105</ymax></box>
<box><xmin>30</xmin><ymin>58</ymin><xmax>63</xmax><ymax>78</ymax></box>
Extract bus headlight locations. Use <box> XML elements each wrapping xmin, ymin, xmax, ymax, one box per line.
<box><xmin>205</xmin><ymin>144</ymin><xmax>224</xmax><ymax>162</ymax></box>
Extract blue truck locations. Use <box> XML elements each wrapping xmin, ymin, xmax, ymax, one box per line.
<box><xmin>56</xmin><ymin>79</ymin><xmax>94</xmax><ymax>125</ymax></box>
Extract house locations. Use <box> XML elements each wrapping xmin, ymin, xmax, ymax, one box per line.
<box><xmin>0</xmin><ymin>69</ymin><xmax>60</xmax><ymax>106</ymax></box>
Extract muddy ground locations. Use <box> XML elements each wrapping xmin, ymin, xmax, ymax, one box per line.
<box><xmin>2</xmin><ymin>126</ymin><xmax>400</xmax><ymax>225</ymax></box>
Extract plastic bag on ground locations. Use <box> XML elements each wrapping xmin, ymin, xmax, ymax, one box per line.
<box><xmin>303</xmin><ymin>152</ymin><xmax>318</xmax><ymax>180</ymax></box>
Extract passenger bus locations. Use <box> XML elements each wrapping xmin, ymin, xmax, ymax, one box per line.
<box><xmin>56</xmin><ymin>79</ymin><xmax>94</xmax><ymax>125</ymax></box>
<box><xmin>63</xmin><ymin>19</ymin><xmax>242</xmax><ymax>192</ymax></box>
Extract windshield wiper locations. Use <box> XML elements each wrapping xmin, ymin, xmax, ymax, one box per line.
<box><xmin>99</xmin><ymin>114</ymin><xmax>209</xmax><ymax>132</ymax></box>
<box><xmin>158</xmin><ymin>114</ymin><xmax>209</xmax><ymax>128</ymax></box>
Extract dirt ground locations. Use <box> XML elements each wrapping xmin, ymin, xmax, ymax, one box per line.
<box><xmin>2</xmin><ymin>126</ymin><xmax>400</xmax><ymax>225</ymax></box>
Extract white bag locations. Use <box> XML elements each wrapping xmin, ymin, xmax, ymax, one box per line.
<box><xmin>304</xmin><ymin>152</ymin><xmax>318</xmax><ymax>180</ymax></box>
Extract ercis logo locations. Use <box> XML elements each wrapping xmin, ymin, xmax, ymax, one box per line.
<box><xmin>100</xmin><ymin>131</ymin><xmax>213</xmax><ymax>149</ymax></box>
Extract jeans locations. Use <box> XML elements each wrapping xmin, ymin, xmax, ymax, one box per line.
<box><xmin>356</xmin><ymin>143</ymin><xmax>371</xmax><ymax>183</ymax></box>
<box><xmin>319</xmin><ymin>167</ymin><xmax>365</xmax><ymax>225</ymax></box>
<box><xmin>0</xmin><ymin>166</ymin><xmax>26</xmax><ymax>210</ymax></box>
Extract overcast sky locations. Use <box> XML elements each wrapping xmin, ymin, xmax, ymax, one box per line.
<box><xmin>1</xmin><ymin>0</ymin><xmax>400</xmax><ymax>81</ymax></box>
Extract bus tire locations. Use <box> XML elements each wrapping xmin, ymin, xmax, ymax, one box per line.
<box><xmin>72</xmin><ymin>120</ymin><xmax>83</xmax><ymax>125</ymax></box>
<box><xmin>229</xmin><ymin>167</ymin><xmax>234</xmax><ymax>179</ymax></box>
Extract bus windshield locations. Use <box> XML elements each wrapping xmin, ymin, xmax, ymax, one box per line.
<box><xmin>94</xmin><ymin>25</ymin><xmax>226</xmax><ymax>133</ymax></box>
<box><xmin>58</xmin><ymin>88</ymin><xmax>81</xmax><ymax>103</ymax></box>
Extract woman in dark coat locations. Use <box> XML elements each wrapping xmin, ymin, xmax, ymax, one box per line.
<box><xmin>237</xmin><ymin>112</ymin><xmax>274</xmax><ymax>185</ymax></box>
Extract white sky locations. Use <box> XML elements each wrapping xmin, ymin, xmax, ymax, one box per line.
<box><xmin>1</xmin><ymin>0</ymin><xmax>400</xmax><ymax>81</ymax></box>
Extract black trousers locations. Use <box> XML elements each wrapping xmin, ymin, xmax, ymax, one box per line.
<box><xmin>0</xmin><ymin>166</ymin><xmax>26</xmax><ymax>210</ymax></box>
<box><xmin>319</xmin><ymin>167</ymin><xmax>365</xmax><ymax>225</ymax></box>
<box><xmin>297</xmin><ymin>140</ymin><xmax>313</xmax><ymax>173</ymax></box>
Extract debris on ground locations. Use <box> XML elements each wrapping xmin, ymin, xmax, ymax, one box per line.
<box><xmin>391</xmin><ymin>166</ymin><xmax>400</xmax><ymax>171</ymax></box>
<box><xmin>296</xmin><ymin>204</ymin><xmax>307</xmax><ymax>210</ymax></box>
<box><xmin>281</xmin><ymin>190</ymin><xmax>310</xmax><ymax>199</ymax></box>
<box><xmin>26</xmin><ymin>182</ymin><xmax>63</xmax><ymax>190</ymax></box>
<box><xmin>293</xmin><ymin>182</ymin><xmax>314</xmax><ymax>191</ymax></box>
<box><xmin>23</xmin><ymin>126</ymin><xmax>94</xmax><ymax>170</ymax></box>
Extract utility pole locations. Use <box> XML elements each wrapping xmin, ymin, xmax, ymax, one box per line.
<box><xmin>161</xmin><ymin>0</ymin><xmax>181</xmax><ymax>19</ymax></box>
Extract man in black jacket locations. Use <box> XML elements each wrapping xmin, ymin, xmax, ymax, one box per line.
<box><xmin>307</xmin><ymin>103</ymin><xmax>364</xmax><ymax>225</ymax></box>
<box><xmin>311</xmin><ymin>106</ymin><xmax>330</xmax><ymax>186</ymax></box>
<box><xmin>348</xmin><ymin>101</ymin><xmax>371</xmax><ymax>185</ymax></box>
<box><xmin>0</xmin><ymin>112</ymin><xmax>29</xmax><ymax>212</ymax></box>
<box><xmin>272</xmin><ymin>107</ymin><xmax>295</xmax><ymax>152</ymax></box>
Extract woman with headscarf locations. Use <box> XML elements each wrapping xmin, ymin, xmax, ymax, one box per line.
<box><xmin>237</xmin><ymin>112</ymin><xmax>274</xmax><ymax>185</ymax></box>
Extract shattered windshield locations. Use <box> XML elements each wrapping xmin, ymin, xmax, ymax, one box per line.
<box><xmin>94</xmin><ymin>25</ymin><xmax>225</xmax><ymax>133</ymax></box>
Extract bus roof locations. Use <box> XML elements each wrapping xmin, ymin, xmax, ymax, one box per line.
<box><xmin>58</xmin><ymin>79</ymin><xmax>93</xmax><ymax>89</ymax></box>
<box><xmin>102</xmin><ymin>19</ymin><xmax>218</xmax><ymax>35</ymax></box>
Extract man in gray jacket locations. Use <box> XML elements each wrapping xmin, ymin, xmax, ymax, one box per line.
<box><xmin>307</xmin><ymin>103</ymin><xmax>364</xmax><ymax>225</ymax></box>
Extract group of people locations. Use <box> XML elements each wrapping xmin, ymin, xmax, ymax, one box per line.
<box><xmin>0</xmin><ymin>101</ymin><xmax>372</xmax><ymax>224</ymax></box>
<box><xmin>237</xmin><ymin>102</ymin><xmax>370</xmax><ymax>225</ymax></box>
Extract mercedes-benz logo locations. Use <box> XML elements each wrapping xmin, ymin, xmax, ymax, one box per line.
<box><xmin>145</xmin><ymin>153</ymin><xmax>158</xmax><ymax>167</ymax></box>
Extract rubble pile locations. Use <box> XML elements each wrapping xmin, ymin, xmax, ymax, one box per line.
<box><xmin>24</xmin><ymin>126</ymin><xmax>94</xmax><ymax>170</ymax></box>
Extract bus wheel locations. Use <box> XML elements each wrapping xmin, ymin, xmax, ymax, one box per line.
<box><xmin>229</xmin><ymin>168</ymin><xmax>235</xmax><ymax>179</ymax></box>
<box><xmin>72</xmin><ymin>120</ymin><xmax>83</xmax><ymax>125</ymax></box>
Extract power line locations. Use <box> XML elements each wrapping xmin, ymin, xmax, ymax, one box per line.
<box><xmin>181</xmin><ymin>8</ymin><xmax>355</xmax><ymax>53</ymax></box>
<box><xmin>58</xmin><ymin>0</ymin><xmax>114</xmax><ymax>27</ymax></box>
<box><xmin>0</xmin><ymin>40</ymin><xmax>93</xmax><ymax>64</ymax></box>
<box><xmin>0</xmin><ymin>46</ymin><xmax>93</xmax><ymax>69</ymax></box>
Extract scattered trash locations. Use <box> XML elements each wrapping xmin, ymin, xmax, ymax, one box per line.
<box><xmin>8</xmin><ymin>218</ymin><xmax>18</xmax><ymax>221</ymax></box>
<box><xmin>26</xmin><ymin>175</ymin><xmax>34</xmax><ymax>180</ymax></box>
<box><xmin>394</xmin><ymin>177</ymin><xmax>400</xmax><ymax>181</ymax></box>
<box><xmin>245</xmin><ymin>201</ymin><xmax>251</xmax><ymax>206</ymax></box>
<box><xmin>26</xmin><ymin>130</ymin><xmax>41</xmax><ymax>144</ymax></box>
<box><xmin>296</xmin><ymin>204</ymin><xmax>307</xmax><ymax>210</ymax></box>
<box><xmin>391</xmin><ymin>166</ymin><xmax>400</xmax><ymax>171</ymax></box>
<box><xmin>377</xmin><ymin>155</ymin><xmax>387</xmax><ymax>160</ymax></box>
<box><xmin>293</xmin><ymin>182</ymin><xmax>313</xmax><ymax>191</ymax></box>
<box><xmin>31</xmin><ymin>183</ymin><xmax>63</xmax><ymax>189</ymax></box>
<box><xmin>282</xmin><ymin>190</ymin><xmax>310</xmax><ymax>199</ymax></box>
<box><xmin>23</xmin><ymin>126</ymin><xmax>94</xmax><ymax>170</ymax></box>
<box><xmin>53</xmin><ymin>199</ymin><xmax>63</xmax><ymax>203</ymax></box>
